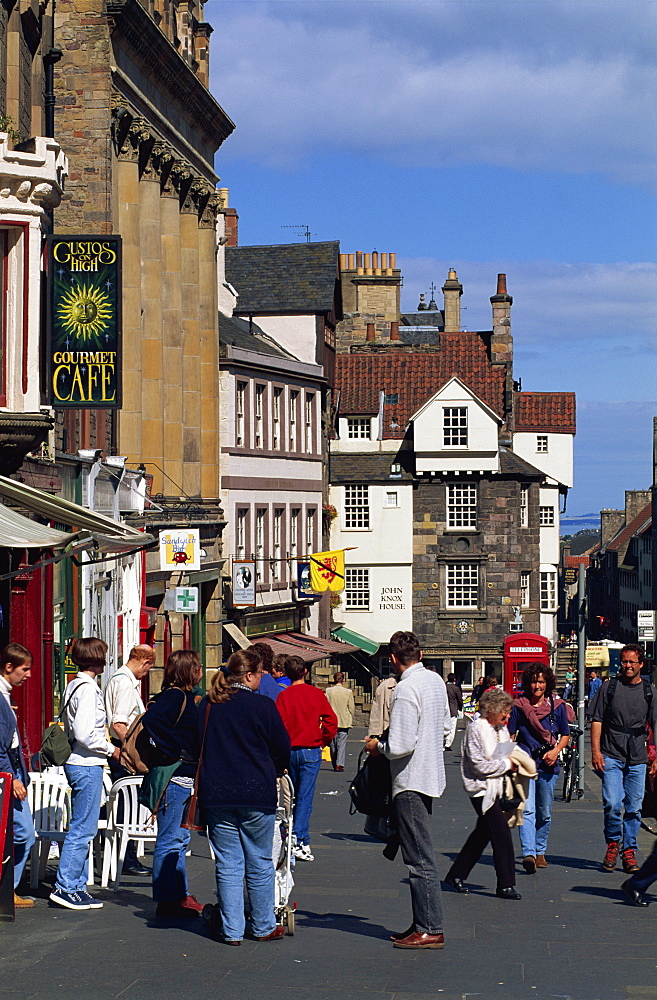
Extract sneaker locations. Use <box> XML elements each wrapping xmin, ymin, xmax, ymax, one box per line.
<box><xmin>77</xmin><ymin>890</ymin><xmax>103</xmax><ymax>909</ymax></box>
<box><xmin>49</xmin><ymin>889</ymin><xmax>91</xmax><ymax>911</ymax></box>
<box><xmin>602</xmin><ymin>841</ymin><xmax>620</xmax><ymax>871</ymax></box>
<box><xmin>292</xmin><ymin>843</ymin><xmax>314</xmax><ymax>862</ymax></box>
<box><xmin>621</xmin><ymin>848</ymin><xmax>640</xmax><ymax>873</ymax></box>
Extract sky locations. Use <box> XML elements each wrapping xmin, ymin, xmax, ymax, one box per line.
<box><xmin>205</xmin><ymin>0</ymin><xmax>657</xmax><ymax>525</ymax></box>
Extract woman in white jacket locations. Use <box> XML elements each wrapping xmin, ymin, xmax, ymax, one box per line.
<box><xmin>445</xmin><ymin>688</ymin><xmax>521</xmax><ymax>900</ymax></box>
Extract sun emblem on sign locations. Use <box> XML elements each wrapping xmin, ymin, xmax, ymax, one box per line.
<box><xmin>57</xmin><ymin>283</ymin><xmax>113</xmax><ymax>342</ymax></box>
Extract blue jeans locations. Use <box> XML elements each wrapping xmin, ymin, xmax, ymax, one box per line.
<box><xmin>288</xmin><ymin>747</ymin><xmax>321</xmax><ymax>845</ymax></box>
<box><xmin>519</xmin><ymin>770</ymin><xmax>559</xmax><ymax>857</ymax></box>
<box><xmin>600</xmin><ymin>755</ymin><xmax>646</xmax><ymax>849</ymax></box>
<box><xmin>206</xmin><ymin>807</ymin><xmax>276</xmax><ymax>940</ymax></box>
<box><xmin>152</xmin><ymin>781</ymin><xmax>191</xmax><ymax>902</ymax></box>
<box><xmin>56</xmin><ymin>764</ymin><xmax>104</xmax><ymax>894</ymax></box>
<box><xmin>13</xmin><ymin>795</ymin><xmax>36</xmax><ymax>889</ymax></box>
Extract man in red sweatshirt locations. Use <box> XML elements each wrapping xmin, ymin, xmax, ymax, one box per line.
<box><xmin>277</xmin><ymin>656</ymin><xmax>338</xmax><ymax>861</ymax></box>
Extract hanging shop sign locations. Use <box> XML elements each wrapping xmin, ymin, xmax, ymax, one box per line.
<box><xmin>47</xmin><ymin>235</ymin><xmax>122</xmax><ymax>407</ymax></box>
<box><xmin>159</xmin><ymin>529</ymin><xmax>201</xmax><ymax>571</ymax></box>
<box><xmin>232</xmin><ymin>560</ymin><xmax>256</xmax><ymax>607</ymax></box>
<box><xmin>164</xmin><ymin>587</ymin><xmax>199</xmax><ymax>615</ymax></box>
<box><xmin>297</xmin><ymin>561</ymin><xmax>314</xmax><ymax>599</ymax></box>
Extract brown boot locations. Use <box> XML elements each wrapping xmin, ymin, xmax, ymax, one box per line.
<box><xmin>535</xmin><ymin>854</ymin><xmax>548</xmax><ymax>868</ymax></box>
<box><xmin>14</xmin><ymin>893</ymin><xmax>35</xmax><ymax>908</ymax></box>
<box><xmin>602</xmin><ymin>841</ymin><xmax>620</xmax><ymax>871</ymax></box>
<box><xmin>621</xmin><ymin>848</ymin><xmax>640</xmax><ymax>873</ymax></box>
<box><xmin>522</xmin><ymin>855</ymin><xmax>536</xmax><ymax>874</ymax></box>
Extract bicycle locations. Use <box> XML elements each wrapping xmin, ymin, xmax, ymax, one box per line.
<box><xmin>561</xmin><ymin>724</ymin><xmax>584</xmax><ymax>801</ymax></box>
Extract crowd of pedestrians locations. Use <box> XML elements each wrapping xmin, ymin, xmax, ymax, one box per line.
<box><xmin>2</xmin><ymin>633</ymin><xmax>656</xmax><ymax>949</ymax></box>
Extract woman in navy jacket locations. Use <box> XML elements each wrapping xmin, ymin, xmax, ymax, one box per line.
<box><xmin>142</xmin><ymin>649</ymin><xmax>204</xmax><ymax>918</ymax></box>
<box><xmin>198</xmin><ymin>648</ymin><xmax>290</xmax><ymax>945</ymax></box>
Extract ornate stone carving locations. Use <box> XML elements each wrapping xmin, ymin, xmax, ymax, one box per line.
<box><xmin>0</xmin><ymin>135</ymin><xmax>67</xmax><ymax>215</ymax></box>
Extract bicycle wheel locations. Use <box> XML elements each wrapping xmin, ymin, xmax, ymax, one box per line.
<box><xmin>563</xmin><ymin>754</ymin><xmax>576</xmax><ymax>802</ymax></box>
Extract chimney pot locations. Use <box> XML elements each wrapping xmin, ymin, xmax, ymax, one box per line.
<box><xmin>497</xmin><ymin>273</ymin><xmax>507</xmax><ymax>294</ymax></box>
<box><xmin>390</xmin><ymin>321</ymin><xmax>399</xmax><ymax>341</ymax></box>
<box><xmin>366</xmin><ymin>323</ymin><xmax>376</xmax><ymax>342</ymax></box>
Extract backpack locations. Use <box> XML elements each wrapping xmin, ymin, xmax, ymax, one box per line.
<box><xmin>119</xmin><ymin>688</ymin><xmax>187</xmax><ymax>775</ymax></box>
<box><xmin>39</xmin><ymin>681</ymin><xmax>84</xmax><ymax>767</ymax></box>
<box><xmin>348</xmin><ymin>749</ymin><xmax>392</xmax><ymax>818</ymax></box>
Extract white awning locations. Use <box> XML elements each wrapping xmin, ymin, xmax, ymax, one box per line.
<box><xmin>0</xmin><ymin>474</ymin><xmax>145</xmax><ymax>539</ymax></box>
<box><xmin>0</xmin><ymin>502</ymin><xmax>80</xmax><ymax>549</ymax></box>
<box><xmin>0</xmin><ymin>475</ymin><xmax>154</xmax><ymax>555</ymax></box>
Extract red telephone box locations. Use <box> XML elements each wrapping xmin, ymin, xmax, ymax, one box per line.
<box><xmin>503</xmin><ymin>632</ymin><xmax>550</xmax><ymax>696</ymax></box>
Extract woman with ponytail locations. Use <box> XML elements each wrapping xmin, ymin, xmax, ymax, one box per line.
<box><xmin>199</xmin><ymin>649</ymin><xmax>291</xmax><ymax>945</ymax></box>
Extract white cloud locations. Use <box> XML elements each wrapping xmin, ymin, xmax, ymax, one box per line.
<box><xmin>209</xmin><ymin>2</ymin><xmax>657</xmax><ymax>187</ymax></box>
<box><xmin>396</xmin><ymin>257</ymin><xmax>657</xmax><ymax>399</ymax></box>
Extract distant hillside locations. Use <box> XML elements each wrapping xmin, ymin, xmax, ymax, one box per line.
<box><xmin>561</xmin><ymin>528</ymin><xmax>601</xmax><ymax>555</ymax></box>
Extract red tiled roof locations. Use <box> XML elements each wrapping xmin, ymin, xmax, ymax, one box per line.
<box><xmin>565</xmin><ymin>554</ymin><xmax>590</xmax><ymax>568</ymax></box>
<box><xmin>515</xmin><ymin>392</ymin><xmax>576</xmax><ymax>434</ymax></box>
<box><xmin>335</xmin><ymin>335</ymin><xmax>506</xmax><ymax>439</ymax></box>
<box><xmin>605</xmin><ymin>502</ymin><xmax>652</xmax><ymax>553</ymax></box>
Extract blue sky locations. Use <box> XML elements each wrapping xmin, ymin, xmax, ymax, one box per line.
<box><xmin>205</xmin><ymin>0</ymin><xmax>657</xmax><ymax>522</ymax></box>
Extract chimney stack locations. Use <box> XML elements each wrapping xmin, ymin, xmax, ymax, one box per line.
<box><xmin>218</xmin><ymin>188</ymin><xmax>239</xmax><ymax>247</ymax></box>
<box><xmin>490</xmin><ymin>273</ymin><xmax>513</xmax><ymax>356</ymax></box>
<box><xmin>625</xmin><ymin>489</ymin><xmax>651</xmax><ymax>525</ymax></box>
<box><xmin>600</xmin><ymin>509</ymin><xmax>625</xmax><ymax>547</ymax></box>
<box><xmin>442</xmin><ymin>268</ymin><xmax>462</xmax><ymax>332</ymax></box>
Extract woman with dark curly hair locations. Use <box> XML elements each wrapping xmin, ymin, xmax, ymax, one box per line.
<box><xmin>508</xmin><ymin>662</ymin><xmax>572</xmax><ymax>872</ymax></box>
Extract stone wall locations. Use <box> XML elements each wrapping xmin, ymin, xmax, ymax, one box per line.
<box><xmin>412</xmin><ymin>476</ymin><xmax>541</xmax><ymax>657</ymax></box>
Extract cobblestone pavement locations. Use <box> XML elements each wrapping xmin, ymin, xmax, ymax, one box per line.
<box><xmin>2</xmin><ymin>725</ymin><xmax>656</xmax><ymax>1000</ymax></box>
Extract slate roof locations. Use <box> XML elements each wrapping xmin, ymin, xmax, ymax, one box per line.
<box><xmin>401</xmin><ymin>311</ymin><xmax>444</xmax><ymax>329</ymax></box>
<box><xmin>330</xmin><ymin>452</ymin><xmax>413</xmax><ymax>484</ymax></box>
<box><xmin>335</xmin><ymin>334</ymin><xmax>507</xmax><ymax>439</ymax></box>
<box><xmin>515</xmin><ymin>392</ymin><xmax>576</xmax><ymax>434</ymax></box>
<box><xmin>218</xmin><ymin>314</ymin><xmax>296</xmax><ymax>360</ymax></box>
<box><xmin>225</xmin><ymin>241</ymin><xmax>341</xmax><ymax>315</ymax></box>
<box><xmin>499</xmin><ymin>448</ymin><xmax>545</xmax><ymax>479</ymax></box>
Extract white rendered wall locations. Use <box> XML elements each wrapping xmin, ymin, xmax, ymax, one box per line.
<box><xmin>329</xmin><ymin>482</ymin><xmax>413</xmax><ymax>641</ymax></box>
<box><xmin>413</xmin><ymin>381</ymin><xmax>500</xmax><ymax>473</ymax></box>
<box><xmin>254</xmin><ymin>314</ymin><xmax>318</xmax><ymax>365</ymax></box>
<box><xmin>514</xmin><ymin>432</ymin><xmax>574</xmax><ymax>489</ymax></box>
<box><xmin>539</xmin><ymin>486</ymin><xmax>561</xmax><ymax>565</ymax></box>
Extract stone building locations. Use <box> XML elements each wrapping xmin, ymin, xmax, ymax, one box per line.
<box><xmin>330</xmin><ymin>267</ymin><xmax>575</xmax><ymax>685</ymax></box>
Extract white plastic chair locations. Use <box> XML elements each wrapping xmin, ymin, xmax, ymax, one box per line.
<box><xmin>27</xmin><ymin>769</ymin><xmax>102</xmax><ymax>888</ymax></box>
<box><xmin>101</xmin><ymin>776</ymin><xmax>158</xmax><ymax>891</ymax></box>
<box><xmin>27</xmin><ymin>771</ymin><xmax>71</xmax><ymax>890</ymax></box>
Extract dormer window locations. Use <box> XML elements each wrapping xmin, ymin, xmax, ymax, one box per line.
<box><xmin>443</xmin><ymin>407</ymin><xmax>468</xmax><ymax>447</ymax></box>
<box><xmin>347</xmin><ymin>417</ymin><xmax>371</xmax><ymax>439</ymax></box>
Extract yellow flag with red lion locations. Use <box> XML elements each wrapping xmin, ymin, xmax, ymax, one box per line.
<box><xmin>309</xmin><ymin>549</ymin><xmax>345</xmax><ymax>593</ymax></box>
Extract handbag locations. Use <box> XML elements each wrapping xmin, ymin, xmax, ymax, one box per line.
<box><xmin>349</xmin><ymin>749</ymin><xmax>392</xmax><ymax>818</ymax></box>
<box><xmin>499</xmin><ymin>773</ymin><xmax>521</xmax><ymax>812</ymax></box>
<box><xmin>181</xmin><ymin>701</ymin><xmax>210</xmax><ymax>832</ymax></box>
<box><xmin>39</xmin><ymin>681</ymin><xmax>83</xmax><ymax>766</ymax></box>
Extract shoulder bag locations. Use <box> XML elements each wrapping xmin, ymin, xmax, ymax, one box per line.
<box><xmin>40</xmin><ymin>680</ymin><xmax>85</xmax><ymax>767</ymax></box>
<box><xmin>181</xmin><ymin>700</ymin><xmax>211</xmax><ymax>831</ymax></box>
<box><xmin>120</xmin><ymin>687</ymin><xmax>186</xmax><ymax>775</ymax></box>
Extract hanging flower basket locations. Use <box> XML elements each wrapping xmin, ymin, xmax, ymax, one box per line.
<box><xmin>322</xmin><ymin>503</ymin><xmax>338</xmax><ymax>523</ymax></box>
<box><xmin>330</xmin><ymin>593</ymin><xmax>342</xmax><ymax>609</ymax></box>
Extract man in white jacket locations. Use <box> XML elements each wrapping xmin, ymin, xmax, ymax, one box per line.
<box><xmin>366</xmin><ymin>631</ymin><xmax>451</xmax><ymax>950</ymax></box>
<box><xmin>50</xmin><ymin>637</ymin><xmax>120</xmax><ymax>911</ymax></box>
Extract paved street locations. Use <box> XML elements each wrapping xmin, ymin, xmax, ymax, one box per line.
<box><xmin>2</xmin><ymin>726</ymin><xmax>656</xmax><ymax>1000</ymax></box>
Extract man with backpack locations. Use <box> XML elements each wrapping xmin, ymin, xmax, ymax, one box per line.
<box><xmin>590</xmin><ymin>644</ymin><xmax>657</xmax><ymax>874</ymax></box>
